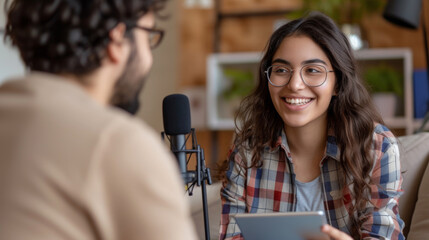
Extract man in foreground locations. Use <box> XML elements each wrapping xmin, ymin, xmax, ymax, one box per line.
<box><xmin>0</xmin><ymin>0</ymin><xmax>197</xmax><ymax>239</ymax></box>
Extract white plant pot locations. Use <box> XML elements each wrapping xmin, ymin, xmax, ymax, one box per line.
<box><xmin>372</xmin><ymin>93</ymin><xmax>397</xmax><ymax>119</ymax></box>
<box><xmin>341</xmin><ymin>24</ymin><xmax>364</xmax><ymax>50</ymax></box>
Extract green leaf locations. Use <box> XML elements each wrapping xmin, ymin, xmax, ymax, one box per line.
<box><xmin>364</xmin><ymin>65</ymin><xmax>403</xmax><ymax>98</ymax></box>
<box><xmin>222</xmin><ymin>69</ymin><xmax>255</xmax><ymax>100</ymax></box>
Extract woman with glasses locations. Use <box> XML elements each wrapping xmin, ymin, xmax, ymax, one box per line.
<box><xmin>219</xmin><ymin>12</ymin><xmax>404</xmax><ymax>240</ymax></box>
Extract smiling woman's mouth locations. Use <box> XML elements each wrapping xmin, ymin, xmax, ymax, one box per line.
<box><xmin>283</xmin><ymin>98</ymin><xmax>313</xmax><ymax>105</ymax></box>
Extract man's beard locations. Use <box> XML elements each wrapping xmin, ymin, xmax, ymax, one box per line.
<box><xmin>110</xmin><ymin>45</ymin><xmax>146</xmax><ymax>115</ymax></box>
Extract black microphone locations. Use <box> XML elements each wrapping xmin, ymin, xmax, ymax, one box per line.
<box><xmin>162</xmin><ymin>94</ymin><xmax>193</xmax><ymax>183</ymax></box>
<box><xmin>162</xmin><ymin>93</ymin><xmax>212</xmax><ymax>240</ymax></box>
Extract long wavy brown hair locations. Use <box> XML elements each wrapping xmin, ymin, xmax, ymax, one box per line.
<box><xmin>220</xmin><ymin>12</ymin><xmax>384</xmax><ymax>238</ymax></box>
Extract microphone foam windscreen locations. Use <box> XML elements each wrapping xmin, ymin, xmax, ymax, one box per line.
<box><xmin>162</xmin><ymin>94</ymin><xmax>191</xmax><ymax>135</ymax></box>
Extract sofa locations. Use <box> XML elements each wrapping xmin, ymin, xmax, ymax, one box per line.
<box><xmin>397</xmin><ymin>132</ymin><xmax>429</xmax><ymax>239</ymax></box>
<box><xmin>187</xmin><ymin>132</ymin><xmax>429</xmax><ymax>240</ymax></box>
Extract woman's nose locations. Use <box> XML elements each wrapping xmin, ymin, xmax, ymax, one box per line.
<box><xmin>287</xmin><ymin>70</ymin><xmax>306</xmax><ymax>91</ymax></box>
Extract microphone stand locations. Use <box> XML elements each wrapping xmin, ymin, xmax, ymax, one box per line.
<box><xmin>162</xmin><ymin>129</ymin><xmax>213</xmax><ymax>240</ymax></box>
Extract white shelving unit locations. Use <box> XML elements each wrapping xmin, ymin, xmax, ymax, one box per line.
<box><xmin>207</xmin><ymin>48</ymin><xmax>415</xmax><ymax>134</ymax></box>
<box><xmin>206</xmin><ymin>52</ymin><xmax>263</xmax><ymax>130</ymax></box>
<box><xmin>354</xmin><ymin>48</ymin><xmax>413</xmax><ymax>134</ymax></box>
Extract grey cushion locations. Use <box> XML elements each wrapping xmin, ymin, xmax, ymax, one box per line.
<box><xmin>398</xmin><ymin>132</ymin><xmax>429</xmax><ymax>238</ymax></box>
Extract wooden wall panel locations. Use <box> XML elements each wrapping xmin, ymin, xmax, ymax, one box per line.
<box><xmin>220</xmin><ymin>16</ymin><xmax>282</xmax><ymax>52</ymax></box>
<box><xmin>179</xmin><ymin>7</ymin><xmax>214</xmax><ymax>86</ymax></box>
<box><xmin>220</xmin><ymin>0</ymin><xmax>301</xmax><ymax>13</ymax></box>
<box><xmin>362</xmin><ymin>13</ymin><xmax>429</xmax><ymax>69</ymax></box>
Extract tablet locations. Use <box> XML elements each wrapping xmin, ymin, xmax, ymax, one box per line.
<box><xmin>234</xmin><ymin>211</ymin><xmax>328</xmax><ymax>240</ymax></box>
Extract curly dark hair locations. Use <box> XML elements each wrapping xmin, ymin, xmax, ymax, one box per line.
<box><xmin>220</xmin><ymin>12</ymin><xmax>385</xmax><ymax>239</ymax></box>
<box><xmin>4</xmin><ymin>0</ymin><xmax>167</xmax><ymax>75</ymax></box>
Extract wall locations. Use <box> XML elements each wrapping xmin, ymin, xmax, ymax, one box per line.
<box><xmin>0</xmin><ymin>0</ymin><xmax>26</xmax><ymax>84</ymax></box>
<box><xmin>137</xmin><ymin>0</ymin><xmax>181</xmax><ymax>133</ymax></box>
<box><xmin>180</xmin><ymin>0</ymin><xmax>429</xmax><ymax>87</ymax></box>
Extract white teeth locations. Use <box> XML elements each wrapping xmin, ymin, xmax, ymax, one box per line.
<box><xmin>285</xmin><ymin>98</ymin><xmax>311</xmax><ymax>105</ymax></box>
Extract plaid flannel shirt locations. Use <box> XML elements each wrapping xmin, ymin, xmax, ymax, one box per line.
<box><xmin>220</xmin><ymin>124</ymin><xmax>404</xmax><ymax>240</ymax></box>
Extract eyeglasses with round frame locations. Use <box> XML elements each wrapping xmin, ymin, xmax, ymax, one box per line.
<box><xmin>265</xmin><ymin>64</ymin><xmax>335</xmax><ymax>87</ymax></box>
<box><xmin>131</xmin><ymin>25</ymin><xmax>164</xmax><ymax>49</ymax></box>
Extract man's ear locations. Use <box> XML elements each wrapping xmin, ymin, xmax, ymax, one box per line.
<box><xmin>106</xmin><ymin>23</ymin><xmax>128</xmax><ymax>64</ymax></box>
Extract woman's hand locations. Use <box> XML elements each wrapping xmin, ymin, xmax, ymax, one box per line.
<box><xmin>321</xmin><ymin>224</ymin><xmax>353</xmax><ymax>240</ymax></box>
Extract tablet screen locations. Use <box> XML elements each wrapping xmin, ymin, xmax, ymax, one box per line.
<box><xmin>234</xmin><ymin>211</ymin><xmax>328</xmax><ymax>240</ymax></box>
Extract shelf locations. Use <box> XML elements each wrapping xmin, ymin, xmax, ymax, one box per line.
<box><xmin>218</xmin><ymin>9</ymin><xmax>294</xmax><ymax>19</ymax></box>
<box><xmin>413</xmin><ymin>119</ymin><xmax>429</xmax><ymax>132</ymax></box>
<box><xmin>206</xmin><ymin>48</ymin><xmax>415</xmax><ymax>135</ymax></box>
<box><xmin>206</xmin><ymin>52</ymin><xmax>262</xmax><ymax>130</ymax></box>
<box><xmin>355</xmin><ymin>48</ymin><xmax>413</xmax><ymax>135</ymax></box>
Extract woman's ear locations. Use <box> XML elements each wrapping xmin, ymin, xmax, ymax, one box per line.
<box><xmin>106</xmin><ymin>23</ymin><xmax>128</xmax><ymax>64</ymax></box>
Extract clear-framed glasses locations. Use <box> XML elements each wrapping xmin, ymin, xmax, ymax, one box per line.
<box><xmin>265</xmin><ymin>64</ymin><xmax>335</xmax><ymax>87</ymax></box>
<box><xmin>133</xmin><ymin>25</ymin><xmax>164</xmax><ymax>49</ymax></box>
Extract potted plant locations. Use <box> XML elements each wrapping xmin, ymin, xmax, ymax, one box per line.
<box><xmin>363</xmin><ymin>64</ymin><xmax>403</xmax><ymax>118</ymax></box>
<box><xmin>288</xmin><ymin>0</ymin><xmax>384</xmax><ymax>25</ymax></box>
<box><xmin>222</xmin><ymin>69</ymin><xmax>254</xmax><ymax>100</ymax></box>
<box><xmin>221</xmin><ymin>68</ymin><xmax>255</xmax><ymax>117</ymax></box>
